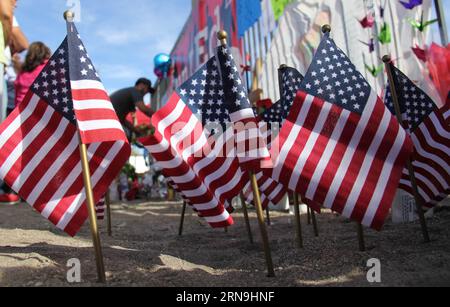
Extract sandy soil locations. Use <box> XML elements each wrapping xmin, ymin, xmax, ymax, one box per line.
<box><xmin>0</xmin><ymin>200</ymin><xmax>449</xmax><ymax>287</ymax></box>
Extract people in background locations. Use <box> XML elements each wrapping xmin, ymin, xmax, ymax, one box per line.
<box><xmin>1</xmin><ymin>0</ymin><xmax>28</xmax><ymax>118</ymax></box>
<box><xmin>0</xmin><ymin>0</ymin><xmax>15</xmax><ymax>121</ymax></box>
<box><xmin>110</xmin><ymin>78</ymin><xmax>155</xmax><ymax>140</ymax></box>
<box><xmin>14</xmin><ymin>42</ymin><xmax>50</xmax><ymax>107</ymax></box>
<box><xmin>0</xmin><ymin>0</ymin><xmax>29</xmax><ymax>205</ymax></box>
<box><xmin>5</xmin><ymin>13</ymin><xmax>29</xmax><ymax>114</ymax></box>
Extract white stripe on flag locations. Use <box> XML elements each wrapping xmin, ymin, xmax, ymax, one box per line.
<box><xmin>0</xmin><ymin>106</ymin><xmax>54</xmax><ymax>179</ymax></box>
<box><xmin>0</xmin><ymin>95</ymin><xmax>40</xmax><ymax>149</ymax></box>
<box><xmin>27</xmin><ymin>133</ymin><xmax>79</xmax><ymax>205</ymax></box>
<box><xmin>77</xmin><ymin>119</ymin><xmax>124</xmax><ymax>132</ymax></box>
<box><xmin>204</xmin><ymin>212</ymin><xmax>230</xmax><ymax>224</ymax></box>
<box><xmin>362</xmin><ymin>126</ymin><xmax>406</xmax><ymax>226</ymax></box>
<box><xmin>412</xmin><ymin>160</ymin><xmax>447</xmax><ymax>188</ymax></box>
<box><xmin>273</xmin><ymin>94</ymin><xmax>314</xmax><ymax>181</ymax></box>
<box><xmin>411</xmin><ymin>134</ymin><xmax>448</xmax><ymax>168</ymax></box>
<box><xmin>12</xmin><ymin>118</ymin><xmax>69</xmax><ymax>191</ymax></box>
<box><xmin>305</xmin><ymin>110</ymin><xmax>350</xmax><ymax>200</ymax></box>
<box><xmin>41</xmin><ymin>143</ymin><xmax>100</xmax><ymax>219</ymax></box>
<box><xmin>342</xmin><ymin>106</ymin><xmax>392</xmax><ymax>218</ymax></box>
<box><xmin>323</xmin><ymin>91</ymin><xmax>378</xmax><ymax>209</ymax></box>
<box><xmin>71</xmin><ymin>80</ymin><xmax>107</xmax><ymax>91</ymax></box>
<box><xmin>73</xmin><ymin>99</ymin><xmax>115</xmax><ymax>111</ymax></box>
<box><xmin>229</xmin><ymin>108</ymin><xmax>256</xmax><ymax>122</ymax></box>
<box><xmin>215</xmin><ymin>167</ymin><xmax>244</xmax><ymax>196</ymax></box>
<box><xmin>288</xmin><ymin>100</ymin><xmax>333</xmax><ymax>190</ymax></box>
<box><xmin>57</xmin><ymin>141</ymin><xmax>124</xmax><ymax>229</ymax></box>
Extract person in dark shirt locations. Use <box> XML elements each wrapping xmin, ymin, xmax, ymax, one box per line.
<box><xmin>110</xmin><ymin>78</ymin><xmax>155</xmax><ymax>137</ymax></box>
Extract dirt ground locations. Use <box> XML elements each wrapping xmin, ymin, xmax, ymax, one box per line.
<box><xmin>0</xmin><ymin>199</ymin><xmax>449</xmax><ymax>287</ymax></box>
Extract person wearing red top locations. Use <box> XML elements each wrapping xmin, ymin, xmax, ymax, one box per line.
<box><xmin>0</xmin><ymin>41</ymin><xmax>50</xmax><ymax>204</ymax></box>
<box><xmin>14</xmin><ymin>42</ymin><xmax>50</xmax><ymax>107</ymax></box>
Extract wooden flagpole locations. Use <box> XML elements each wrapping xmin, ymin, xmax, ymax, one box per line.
<box><xmin>79</xmin><ymin>139</ymin><xmax>106</xmax><ymax>282</ymax></box>
<box><xmin>311</xmin><ymin>208</ymin><xmax>319</xmax><ymax>237</ymax></box>
<box><xmin>293</xmin><ymin>194</ymin><xmax>304</xmax><ymax>249</ymax></box>
<box><xmin>307</xmin><ymin>206</ymin><xmax>311</xmax><ymax>225</ymax></box>
<box><xmin>178</xmin><ymin>201</ymin><xmax>187</xmax><ymax>236</ymax></box>
<box><xmin>383</xmin><ymin>55</ymin><xmax>431</xmax><ymax>243</ymax></box>
<box><xmin>265</xmin><ymin>207</ymin><xmax>271</xmax><ymax>226</ymax></box>
<box><xmin>250</xmin><ymin>171</ymin><xmax>275</xmax><ymax>277</ymax></box>
<box><xmin>240</xmin><ymin>193</ymin><xmax>254</xmax><ymax>244</ymax></box>
<box><xmin>218</xmin><ymin>31</ymin><xmax>275</xmax><ymax>277</ymax></box>
<box><xmin>105</xmin><ymin>190</ymin><xmax>112</xmax><ymax>237</ymax></box>
<box><xmin>64</xmin><ymin>10</ymin><xmax>106</xmax><ymax>283</ymax></box>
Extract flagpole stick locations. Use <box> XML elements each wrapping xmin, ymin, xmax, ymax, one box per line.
<box><xmin>217</xmin><ymin>30</ymin><xmax>275</xmax><ymax>277</ymax></box>
<box><xmin>265</xmin><ymin>207</ymin><xmax>271</xmax><ymax>226</ymax></box>
<box><xmin>105</xmin><ymin>190</ymin><xmax>112</xmax><ymax>237</ymax></box>
<box><xmin>357</xmin><ymin>223</ymin><xmax>366</xmax><ymax>252</ymax></box>
<box><xmin>78</xmin><ymin>137</ymin><xmax>107</xmax><ymax>283</ymax></box>
<box><xmin>178</xmin><ymin>201</ymin><xmax>187</xmax><ymax>236</ymax></box>
<box><xmin>434</xmin><ymin>0</ymin><xmax>448</xmax><ymax>45</ymax></box>
<box><xmin>64</xmin><ymin>10</ymin><xmax>106</xmax><ymax>283</ymax></box>
<box><xmin>240</xmin><ymin>193</ymin><xmax>254</xmax><ymax>244</ymax></box>
<box><xmin>383</xmin><ymin>55</ymin><xmax>431</xmax><ymax>243</ymax></box>
<box><xmin>311</xmin><ymin>209</ymin><xmax>319</xmax><ymax>237</ymax></box>
<box><xmin>293</xmin><ymin>194</ymin><xmax>304</xmax><ymax>249</ymax></box>
<box><xmin>307</xmin><ymin>206</ymin><xmax>311</xmax><ymax>225</ymax></box>
<box><xmin>250</xmin><ymin>171</ymin><xmax>276</xmax><ymax>277</ymax></box>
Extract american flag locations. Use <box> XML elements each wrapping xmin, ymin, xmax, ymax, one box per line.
<box><xmin>265</xmin><ymin>33</ymin><xmax>413</xmax><ymax>230</ymax></box>
<box><xmin>141</xmin><ymin>45</ymin><xmax>269</xmax><ymax>228</ymax></box>
<box><xmin>0</xmin><ymin>21</ymin><xmax>130</xmax><ymax>236</ymax></box>
<box><xmin>243</xmin><ymin>67</ymin><xmax>303</xmax><ymax>208</ymax></box>
<box><xmin>96</xmin><ymin>197</ymin><xmax>106</xmax><ymax>220</ymax></box>
<box><xmin>385</xmin><ymin>64</ymin><xmax>449</xmax><ymax>207</ymax></box>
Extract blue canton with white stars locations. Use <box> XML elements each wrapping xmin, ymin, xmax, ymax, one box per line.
<box><xmin>67</xmin><ymin>22</ymin><xmax>101</xmax><ymax>83</ymax></box>
<box><xmin>262</xmin><ymin>67</ymin><xmax>303</xmax><ymax>124</ymax></box>
<box><xmin>384</xmin><ymin>65</ymin><xmax>437</xmax><ymax>132</ymax></box>
<box><xmin>31</xmin><ymin>22</ymin><xmax>101</xmax><ymax>125</ymax></box>
<box><xmin>31</xmin><ymin>38</ymin><xmax>75</xmax><ymax>123</ymax></box>
<box><xmin>300</xmin><ymin>33</ymin><xmax>371</xmax><ymax>115</ymax></box>
<box><xmin>176</xmin><ymin>46</ymin><xmax>252</xmax><ymax>129</ymax></box>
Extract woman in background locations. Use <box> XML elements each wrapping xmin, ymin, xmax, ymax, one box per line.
<box><xmin>0</xmin><ymin>42</ymin><xmax>50</xmax><ymax>205</ymax></box>
<box><xmin>14</xmin><ymin>41</ymin><xmax>50</xmax><ymax>107</ymax></box>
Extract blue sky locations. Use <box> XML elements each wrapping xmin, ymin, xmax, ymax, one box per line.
<box><xmin>15</xmin><ymin>0</ymin><xmax>191</xmax><ymax>94</ymax></box>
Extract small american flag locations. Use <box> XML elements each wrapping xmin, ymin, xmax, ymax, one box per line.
<box><xmin>244</xmin><ymin>67</ymin><xmax>303</xmax><ymax>208</ymax></box>
<box><xmin>141</xmin><ymin>45</ymin><xmax>269</xmax><ymax>228</ymax></box>
<box><xmin>265</xmin><ymin>33</ymin><xmax>413</xmax><ymax>230</ymax></box>
<box><xmin>0</xmin><ymin>20</ymin><xmax>130</xmax><ymax>236</ymax></box>
<box><xmin>385</xmin><ymin>64</ymin><xmax>449</xmax><ymax>207</ymax></box>
<box><xmin>96</xmin><ymin>197</ymin><xmax>106</xmax><ymax>220</ymax></box>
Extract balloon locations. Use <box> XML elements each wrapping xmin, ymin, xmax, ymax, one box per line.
<box><xmin>154</xmin><ymin>53</ymin><xmax>172</xmax><ymax>74</ymax></box>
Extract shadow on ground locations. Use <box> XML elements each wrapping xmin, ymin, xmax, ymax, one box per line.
<box><xmin>0</xmin><ymin>200</ymin><xmax>449</xmax><ymax>286</ymax></box>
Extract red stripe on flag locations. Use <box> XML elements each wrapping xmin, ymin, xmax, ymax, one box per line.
<box><xmin>72</xmin><ymin>88</ymin><xmax>111</xmax><ymax>101</ymax></box>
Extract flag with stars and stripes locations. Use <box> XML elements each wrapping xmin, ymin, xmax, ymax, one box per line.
<box><xmin>96</xmin><ymin>197</ymin><xmax>106</xmax><ymax>220</ymax></box>
<box><xmin>0</xmin><ymin>20</ymin><xmax>130</xmax><ymax>236</ymax></box>
<box><xmin>140</xmin><ymin>44</ymin><xmax>270</xmax><ymax>228</ymax></box>
<box><xmin>384</xmin><ymin>64</ymin><xmax>449</xmax><ymax>207</ymax></box>
<box><xmin>265</xmin><ymin>33</ymin><xmax>413</xmax><ymax>230</ymax></box>
<box><xmin>243</xmin><ymin>66</ymin><xmax>303</xmax><ymax>208</ymax></box>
